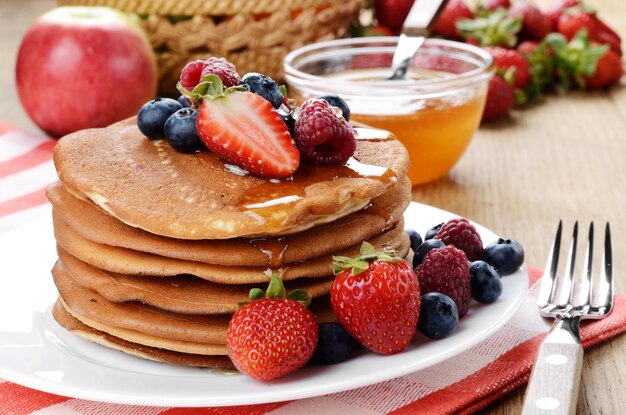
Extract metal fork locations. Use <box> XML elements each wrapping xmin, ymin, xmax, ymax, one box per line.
<box><xmin>522</xmin><ymin>221</ymin><xmax>614</xmax><ymax>415</ymax></box>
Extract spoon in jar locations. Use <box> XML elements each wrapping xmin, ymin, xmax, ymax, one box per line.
<box><xmin>387</xmin><ymin>0</ymin><xmax>449</xmax><ymax>80</ymax></box>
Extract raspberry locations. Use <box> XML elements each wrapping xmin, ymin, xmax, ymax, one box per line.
<box><xmin>294</xmin><ymin>99</ymin><xmax>356</xmax><ymax>165</ymax></box>
<box><xmin>201</xmin><ymin>57</ymin><xmax>241</xmax><ymax>88</ymax></box>
<box><xmin>415</xmin><ymin>245</ymin><xmax>471</xmax><ymax>317</ymax></box>
<box><xmin>435</xmin><ymin>218</ymin><xmax>484</xmax><ymax>261</ymax></box>
<box><xmin>179</xmin><ymin>60</ymin><xmax>206</xmax><ymax>91</ymax></box>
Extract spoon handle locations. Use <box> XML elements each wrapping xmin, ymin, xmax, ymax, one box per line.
<box><xmin>403</xmin><ymin>0</ymin><xmax>449</xmax><ymax>36</ymax></box>
<box><xmin>387</xmin><ymin>0</ymin><xmax>449</xmax><ymax>80</ymax></box>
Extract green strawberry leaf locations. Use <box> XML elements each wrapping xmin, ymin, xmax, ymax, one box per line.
<box><xmin>241</xmin><ymin>274</ymin><xmax>313</xmax><ymax>308</ymax></box>
<box><xmin>359</xmin><ymin>241</ymin><xmax>376</xmax><ymax>256</ymax></box>
<box><xmin>457</xmin><ymin>9</ymin><xmax>521</xmax><ymax>47</ymax></box>
<box><xmin>279</xmin><ymin>85</ymin><xmax>288</xmax><ymax>98</ymax></box>
<box><xmin>287</xmin><ymin>289</ymin><xmax>312</xmax><ymax>308</ymax></box>
<box><xmin>249</xmin><ymin>288</ymin><xmax>265</xmax><ymax>300</ymax></box>
<box><xmin>514</xmin><ymin>88</ymin><xmax>528</xmax><ymax>106</ymax></box>
<box><xmin>266</xmin><ymin>274</ymin><xmax>287</xmax><ymax>299</ymax></box>
<box><xmin>548</xmin><ymin>29</ymin><xmax>609</xmax><ymax>89</ymax></box>
<box><xmin>333</xmin><ymin>242</ymin><xmax>401</xmax><ymax>275</ymax></box>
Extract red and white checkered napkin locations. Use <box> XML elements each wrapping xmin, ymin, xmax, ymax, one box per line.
<box><xmin>1</xmin><ymin>123</ymin><xmax>626</xmax><ymax>415</ymax></box>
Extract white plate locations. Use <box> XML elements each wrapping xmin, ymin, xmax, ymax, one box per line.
<box><xmin>0</xmin><ymin>202</ymin><xmax>527</xmax><ymax>407</ymax></box>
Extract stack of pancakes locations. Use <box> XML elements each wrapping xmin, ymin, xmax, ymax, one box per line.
<box><xmin>47</xmin><ymin>118</ymin><xmax>411</xmax><ymax>369</ymax></box>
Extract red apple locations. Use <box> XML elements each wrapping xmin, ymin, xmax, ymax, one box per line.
<box><xmin>16</xmin><ymin>7</ymin><xmax>158</xmax><ymax>137</ymax></box>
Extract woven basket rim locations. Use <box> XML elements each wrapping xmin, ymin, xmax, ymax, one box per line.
<box><xmin>57</xmin><ymin>0</ymin><xmax>349</xmax><ymax>15</ymax></box>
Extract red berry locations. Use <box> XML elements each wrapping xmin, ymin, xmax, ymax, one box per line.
<box><xmin>585</xmin><ymin>48</ymin><xmax>624</xmax><ymax>88</ymax></box>
<box><xmin>435</xmin><ymin>218</ymin><xmax>484</xmax><ymax>261</ymax></box>
<box><xmin>201</xmin><ymin>57</ymin><xmax>241</xmax><ymax>88</ymax></box>
<box><xmin>197</xmin><ymin>91</ymin><xmax>299</xmax><ymax>178</ymax></box>
<box><xmin>485</xmin><ymin>47</ymin><xmax>530</xmax><ymax>89</ymax></box>
<box><xmin>596</xmin><ymin>19</ymin><xmax>622</xmax><ymax>56</ymax></box>
<box><xmin>227</xmin><ymin>299</ymin><xmax>318</xmax><ymax>381</ymax></box>
<box><xmin>414</xmin><ymin>245</ymin><xmax>471</xmax><ymax>317</ymax></box>
<box><xmin>374</xmin><ymin>0</ymin><xmax>415</xmax><ymax>31</ymax></box>
<box><xmin>480</xmin><ymin>0</ymin><xmax>511</xmax><ymax>11</ymax></box>
<box><xmin>517</xmin><ymin>40</ymin><xmax>540</xmax><ymax>56</ymax></box>
<box><xmin>557</xmin><ymin>11</ymin><xmax>599</xmax><ymax>40</ymax></box>
<box><xmin>331</xmin><ymin>252</ymin><xmax>420</xmax><ymax>355</ymax></box>
<box><xmin>545</xmin><ymin>0</ymin><xmax>579</xmax><ymax>30</ymax></box>
<box><xmin>294</xmin><ymin>99</ymin><xmax>356</xmax><ymax>165</ymax></box>
<box><xmin>482</xmin><ymin>75</ymin><xmax>515</xmax><ymax>122</ymax></box>
<box><xmin>508</xmin><ymin>1</ymin><xmax>551</xmax><ymax>41</ymax></box>
<box><xmin>433</xmin><ymin>0</ymin><xmax>475</xmax><ymax>40</ymax></box>
<box><xmin>179</xmin><ymin>60</ymin><xmax>206</xmax><ymax>91</ymax></box>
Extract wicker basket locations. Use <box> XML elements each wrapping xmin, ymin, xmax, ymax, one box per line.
<box><xmin>58</xmin><ymin>0</ymin><xmax>364</xmax><ymax>94</ymax></box>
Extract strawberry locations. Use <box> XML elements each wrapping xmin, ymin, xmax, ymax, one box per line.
<box><xmin>596</xmin><ymin>19</ymin><xmax>622</xmax><ymax>56</ymax></box>
<box><xmin>331</xmin><ymin>242</ymin><xmax>420</xmax><ymax>355</ymax></box>
<box><xmin>517</xmin><ymin>40</ymin><xmax>540</xmax><ymax>56</ymax></box>
<box><xmin>545</xmin><ymin>0</ymin><xmax>579</xmax><ymax>30</ymax></box>
<box><xmin>456</xmin><ymin>9</ymin><xmax>521</xmax><ymax>47</ymax></box>
<box><xmin>584</xmin><ymin>48</ymin><xmax>623</xmax><ymax>88</ymax></box>
<box><xmin>374</xmin><ymin>0</ymin><xmax>415</xmax><ymax>32</ymax></box>
<box><xmin>481</xmin><ymin>75</ymin><xmax>515</xmax><ymax>122</ymax></box>
<box><xmin>479</xmin><ymin>0</ymin><xmax>511</xmax><ymax>12</ymax></box>
<box><xmin>557</xmin><ymin>11</ymin><xmax>599</xmax><ymax>40</ymax></box>
<box><xmin>180</xmin><ymin>75</ymin><xmax>300</xmax><ymax>178</ymax></box>
<box><xmin>546</xmin><ymin>30</ymin><xmax>611</xmax><ymax>89</ymax></box>
<box><xmin>485</xmin><ymin>47</ymin><xmax>530</xmax><ymax>89</ymax></box>
<box><xmin>508</xmin><ymin>1</ymin><xmax>551</xmax><ymax>41</ymax></box>
<box><xmin>227</xmin><ymin>275</ymin><xmax>318</xmax><ymax>381</ymax></box>
<box><xmin>518</xmin><ymin>41</ymin><xmax>555</xmax><ymax>98</ymax></box>
<box><xmin>434</xmin><ymin>0</ymin><xmax>475</xmax><ymax>40</ymax></box>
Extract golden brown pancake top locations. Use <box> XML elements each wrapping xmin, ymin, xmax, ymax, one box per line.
<box><xmin>53</xmin><ymin>118</ymin><xmax>410</xmax><ymax>239</ymax></box>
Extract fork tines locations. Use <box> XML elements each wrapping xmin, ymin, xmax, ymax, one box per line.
<box><xmin>537</xmin><ymin>221</ymin><xmax>613</xmax><ymax>318</ymax></box>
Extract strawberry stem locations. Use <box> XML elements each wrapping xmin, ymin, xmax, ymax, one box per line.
<box><xmin>242</xmin><ymin>274</ymin><xmax>312</xmax><ymax>308</ymax></box>
<box><xmin>333</xmin><ymin>241</ymin><xmax>401</xmax><ymax>276</ymax></box>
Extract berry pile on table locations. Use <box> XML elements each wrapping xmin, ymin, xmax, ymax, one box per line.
<box><xmin>364</xmin><ymin>0</ymin><xmax>623</xmax><ymax>122</ymax></box>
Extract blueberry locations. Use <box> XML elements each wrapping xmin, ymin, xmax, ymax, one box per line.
<box><xmin>164</xmin><ymin>108</ymin><xmax>204</xmax><ymax>153</ymax></box>
<box><xmin>177</xmin><ymin>95</ymin><xmax>190</xmax><ymax>108</ymax></box>
<box><xmin>241</xmin><ymin>73</ymin><xmax>283</xmax><ymax>109</ymax></box>
<box><xmin>418</xmin><ymin>292</ymin><xmax>459</xmax><ymax>339</ymax></box>
<box><xmin>310</xmin><ymin>322</ymin><xmax>356</xmax><ymax>365</ymax></box>
<box><xmin>318</xmin><ymin>94</ymin><xmax>350</xmax><ymax>121</ymax></box>
<box><xmin>278</xmin><ymin>110</ymin><xmax>295</xmax><ymax>137</ymax></box>
<box><xmin>425</xmin><ymin>223</ymin><xmax>444</xmax><ymax>240</ymax></box>
<box><xmin>137</xmin><ymin>97</ymin><xmax>183</xmax><ymax>140</ymax></box>
<box><xmin>413</xmin><ymin>239</ymin><xmax>445</xmax><ymax>268</ymax></box>
<box><xmin>469</xmin><ymin>260</ymin><xmax>503</xmax><ymax>303</ymax></box>
<box><xmin>483</xmin><ymin>238</ymin><xmax>525</xmax><ymax>275</ymax></box>
<box><xmin>406</xmin><ymin>229</ymin><xmax>423</xmax><ymax>253</ymax></box>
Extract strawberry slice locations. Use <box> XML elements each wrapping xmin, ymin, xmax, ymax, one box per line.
<box><xmin>196</xmin><ymin>91</ymin><xmax>299</xmax><ymax>179</ymax></box>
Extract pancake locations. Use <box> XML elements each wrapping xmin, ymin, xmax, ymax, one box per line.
<box><xmin>53</xmin><ymin>260</ymin><xmax>231</xmax><ymax>346</ymax></box>
<box><xmin>52</xmin><ymin>300</ymin><xmax>236</xmax><ymax>369</ymax></box>
<box><xmin>58</xmin><ymin>248</ymin><xmax>334</xmax><ymax>315</ymax></box>
<box><xmin>54</xmin><ymin>217</ymin><xmax>409</xmax><ymax>284</ymax></box>
<box><xmin>54</xmin><ymin>118</ymin><xmax>410</xmax><ymax>239</ymax></box>
<box><xmin>54</xmin><ymin>261</ymin><xmax>338</xmax><ymax>354</ymax></box>
<box><xmin>48</xmin><ymin>177</ymin><xmax>411</xmax><ymax>266</ymax></box>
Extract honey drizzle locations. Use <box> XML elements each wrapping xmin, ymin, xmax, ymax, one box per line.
<box><xmin>248</xmin><ymin>237</ymin><xmax>290</xmax><ymax>268</ymax></box>
<box><xmin>235</xmin><ymin>126</ymin><xmax>397</xmax><ymax>232</ymax></box>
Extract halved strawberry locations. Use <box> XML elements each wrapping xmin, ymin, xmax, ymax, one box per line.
<box><xmin>196</xmin><ymin>91</ymin><xmax>299</xmax><ymax>179</ymax></box>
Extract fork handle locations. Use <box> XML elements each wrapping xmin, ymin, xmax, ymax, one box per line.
<box><xmin>522</xmin><ymin>316</ymin><xmax>583</xmax><ymax>415</ymax></box>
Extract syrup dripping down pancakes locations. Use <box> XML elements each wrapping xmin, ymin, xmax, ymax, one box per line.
<box><xmin>48</xmin><ymin>118</ymin><xmax>412</xmax><ymax>368</ymax></box>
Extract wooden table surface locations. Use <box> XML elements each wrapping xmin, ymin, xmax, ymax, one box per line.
<box><xmin>1</xmin><ymin>0</ymin><xmax>625</xmax><ymax>413</ymax></box>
